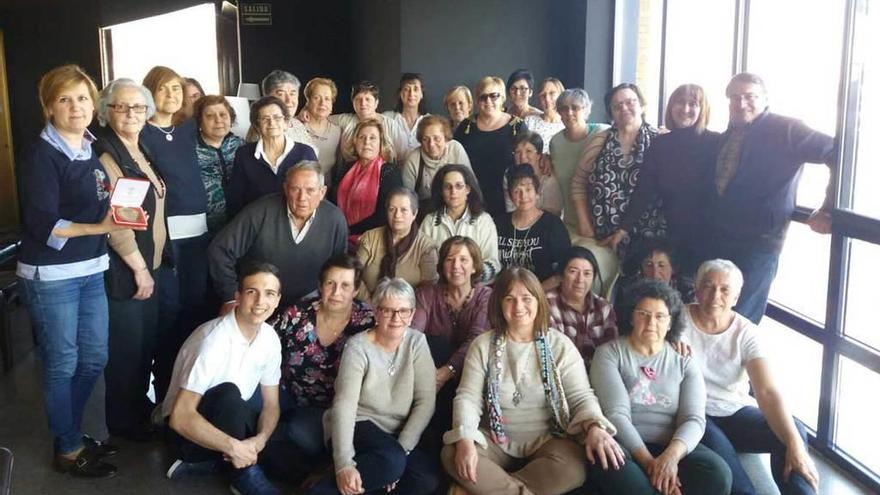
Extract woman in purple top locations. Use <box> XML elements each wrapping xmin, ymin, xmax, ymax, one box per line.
<box><xmin>273</xmin><ymin>253</ymin><xmax>375</xmax><ymax>457</ymax></box>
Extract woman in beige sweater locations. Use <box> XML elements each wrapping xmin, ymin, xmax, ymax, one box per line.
<box><xmin>441</xmin><ymin>267</ymin><xmax>623</xmax><ymax>495</ymax></box>
<box><xmin>356</xmin><ymin>187</ymin><xmax>438</xmax><ymax>299</ymax></box>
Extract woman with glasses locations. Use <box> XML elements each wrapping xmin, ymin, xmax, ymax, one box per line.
<box><xmin>383</xmin><ymin>73</ymin><xmax>429</xmax><ymax>157</ymax></box>
<box><xmin>454</xmin><ymin>76</ymin><xmax>527</xmax><ymax>219</ymax></box>
<box><xmin>590</xmin><ymin>279</ymin><xmax>732</xmax><ymax>495</ymax></box>
<box><xmin>309</xmin><ymin>278</ymin><xmax>438</xmax><ymax>495</ymax></box>
<box><xmin>225</xmin><ymin>96</ymin><xmax>318</xmax><ymax>219</ymax></box>
<box><xmin>505</xmin><ymin>69</ymin><xmax>543</xmax><ymax>119</ymax></box>
<box><xmin>93</xmin><ymin>78</ymin><xmax>168</xmax><ymax>442</ymax></box>
<box><xmin>261</xmin><ymin>69</ymin><xmax>317</xmax><ymax>155</ymax></box>
<box><xmin>441</xmin><ymin>268</ymin><xmax>621</xmax><ymax>495</ymax></box>
<box><xmin>420</xmin><ymin>164</ymin><xmax>501</xmax><ymax>282</ymax></box>
<box><xmin>523</xmin><ymin>77</ymin><xmax>566</xmax><ymax>153</ymax></box>
<box><xmin>401</xmin><ymin>115</ymin><xmax>471</xmax><ymax>214</ymax></box>
<box><xmin>503</xmin><ymin>131</ymin><xmax>563</xmax><ymax>216</ymax></box>
<box><xmin>571</xmin><ymin>84</ymin><xmax>666</xmax><ymax>260</ymax></box>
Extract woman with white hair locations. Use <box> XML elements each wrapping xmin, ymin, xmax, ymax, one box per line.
<box><xmin>682</xmin><ymin>259</ymin><xmax>819</xmax><ymax>495</ymax></box>
<box><xmin>261</xmin><ymin>69</ymin><xmax>316</xmax><ymax>154</ymax></box>
<box><xmin>308</xmin><ymin>278</ymin><xmax>438</xmax><ymax>495</ymax></box>
<box><xmin>94</xmin><ymin>78</ymin><xmax>168</xmax><ymax>441</ymax></box>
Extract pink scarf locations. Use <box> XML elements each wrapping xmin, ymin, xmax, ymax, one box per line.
<box><xmin>336</xmin><ymin>156</ymin><xmax>384</xmax><ymax>241</ymax></box>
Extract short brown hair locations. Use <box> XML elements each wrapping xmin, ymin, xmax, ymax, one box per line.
<box><xmin>142</xmin><ymin>66</ymin><xmax>184</xmax><ymax>97</ymax></box>
<box><xmin>193</xmin><ymin>95</ymin><xmax>237</xmax><ymax>126</ymax></box>
<box><xmin>665</xmin><ymin>84</ymin><xmax>710</xmax><ymax>133</ymax></box>
<box><xmin>320</xmin><ymin>252</ymin><xmax>365</xmax><ymax>290</ymax></box>
<box><xmin>38</xmin><ymin>65</ymin><xmax>99</xmax><ymax>122</ymax></box>
<box><xmin>437</xmin><ymin>236</ymin><xmax>484</xmax><ymax>286</ymax></box>
<box><xmin>416</xmin><ymin>114</ymin><xmax>452</xmax><ymax>142</ymax></box>
<box><xmin>344</xmin><ymin>118</ymin><xmax>391</xmax><ymax>162</ymax></box>
<box><xmin>488</xmin><ymin>268</ymin><xmax>550</xmax><ymax>335</ymax></box>
<box><xmin>249</xmin><ymin>96</ymin><xmax>290</xmax><ymax>129</ymax></box>
<box><xmin>304</xmin><ymin>77</ymin><xmax>338</xmax><ymax>101</ymax></box>
<box><xmin>538</xmin><ymin>77</ymin><xmax>565</xmax><ymax>96</ymax></box>
<box><xmin>351</xmin><ymin>81</ymin><xmax>380</xmax><ymax>101</ymax></box>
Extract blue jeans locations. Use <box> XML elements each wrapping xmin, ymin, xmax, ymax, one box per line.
<box><xmin>278</xmin><ymin>392</ymin><xmax>327</xmax><ymax>458</ymax></box>
<box><xmin>20</xmin><ymin>272</ymin><xmax>109</xmax><ymax>455</ymax></box>
<box><xmin>718</xmin><ymin>248</ymin><xmax>779</xmax><ymax>324</ymax></box>
<box><xmin>307</xmin><ymin>420</ymin><xmax>439</xmax><ymax>495</ymax></box>
<box><xmin>703</xmin><ymin>406</ymin><xmax>814</xmax><ymax>495</ymax></box>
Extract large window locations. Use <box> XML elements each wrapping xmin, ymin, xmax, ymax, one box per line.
<box><xmin>617</xmin><ymin>0</ymin><xmax>880</xmax><ymax>490</ymax></box>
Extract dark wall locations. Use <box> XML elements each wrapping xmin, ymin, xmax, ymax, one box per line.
<box><xmin>585</xmin><ymin>0</ymin><xmax>615</xmax><ymax>123</ymax></box>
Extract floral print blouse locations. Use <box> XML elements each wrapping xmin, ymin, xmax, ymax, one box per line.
<box><xmin>274</xmin><ymin>297</ymin><xmax>375</xmax><ymax>408</ymax></box>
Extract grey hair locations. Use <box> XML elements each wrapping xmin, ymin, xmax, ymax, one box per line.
<box><xmin>386</xmin><ymin>186</ymin><xmax>420</xmax><ymax>214</ymax></box>
<box><xmin>726</xmin><ymin>72</ymin><xmax>767</xmax><ymax>97</ymax></box>
<box><xmin>262</xmin><ymin>70</ymin><xmax>301</xmax><ymax>95</ymax></box>
<box><xmin>558</xmin><ymin>88</ymin><xmax>592</xmax><ymax>110</ymax></box>
<box><xmin>96</xmin><ymin>78</ymin><xmax>156</xmax><ymax>126</ymax></box>
<box><xmin>695</xmin><ymin>259</ymin><xmax>745</xmax><ymax>294</ymax></box>
<box><xmin>285</xmin><ymin>160</ymin><xmax>325</xmax><ymax>187</ymax></box>
<box><xmin>372</xmin><ymin>277</ymin><xmax>416</xmax><ymax>309</ymax></box>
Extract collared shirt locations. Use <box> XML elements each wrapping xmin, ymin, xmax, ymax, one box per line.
<box><xmin>287</xmin><ymin>205</ymin><xmax>317</xmax><ymax>244</ymax></box>
<box><xmin>255</xmin><ymin>135</ymin><xmax>295</xmax><ymax>174</ymax></box>
<box><xmin>547</xmin><ymin>288</ymin><xmax>618</xmax><ymax>365</ymax></box>
<box><xmin>438</xmin><ymin>207</ymin><xmax>473</xmax><ymax>235</ymax></box>
<box><xmin>16</xmin><ymin>124</ymin><xmax>109</xmax><ymax>280</ymax></box>
<box><xmin>715</xmin><ymin>125</ymin><xmax>749</xmax><ymax>195</ymax></box>
<box><xmin>161</xmin><ymin>311</ymin><xmax>282</xmax><ymax>418</ymax></box>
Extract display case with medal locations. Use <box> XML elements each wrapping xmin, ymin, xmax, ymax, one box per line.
<box><xmin>110</xmin><ymin>177</ymin><xmax>150</xmax><ymax>230</ymax></box>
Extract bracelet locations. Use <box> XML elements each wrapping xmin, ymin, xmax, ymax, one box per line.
<box><xmin>447</xmin><ymin>364</ymin><xmax>456</xmax><ymax>375</ymax></box>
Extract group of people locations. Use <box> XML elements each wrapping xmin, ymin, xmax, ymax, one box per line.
<box><xmin>16</xmin><ymin>60</ymin><xmax>834</xmax><ymax>495</ymax></box>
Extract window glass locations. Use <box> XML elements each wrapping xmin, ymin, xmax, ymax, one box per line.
<box><xmin>844</xmin><ymin>239</ymin><xmax>880</xmax><ymax>351</ymax></box>
<box><xmin>769</xmin><ymin>222</ymin><xmax>831</xmax><ymax>324</ymax></box>
<box><xmin>757</xmin><ymin>318</ymin><xmax>822</xmax><ymax>430</ymax></box>
<box><xmin>850</xmin><ymin>2</ymin><xmax>880</xmax><ymax>218</ymax></box>
<box><xmin>836</xmin><ymin>357</ymin><xmax>880</xmax><ymax>476</ymax></box>
<box><xmin>663</xmin><ymin>0</ymin><xmax>736</xmax><ymax>131</ymax></box>
<box><xmin>615</xmin><ymin>0</ymin><xmax>663</xmax><ymax>125</ymax></box>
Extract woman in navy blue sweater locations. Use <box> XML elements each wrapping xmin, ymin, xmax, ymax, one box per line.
<box><xmin>225</xmin><ymin>96</ymin><xmax>318</xmax><ymax>218</ymax></box>
<box><xmin>17</xmin><ymin>65</ymin><xmax>124</xmax><ymax>478</ymax></box>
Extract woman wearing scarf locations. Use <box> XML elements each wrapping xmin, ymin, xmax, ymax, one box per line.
<box><xmin>330</xmin><ymin>118</ymin><xmax>403</xmax><ymax>247</ymax></box>
<box><xmin>356</xmin><ymin>188</ymin><xmax>438</xmax><ymax>299</ymax></box>
<box><xmin>441</xmin><ymin>267</ymin><xmax>625</xmax><ymax>495</ymax></box>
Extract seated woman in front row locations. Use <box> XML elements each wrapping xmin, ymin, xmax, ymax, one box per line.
<box><xmin>308</xmin><ymin>278</ymin><xmax>438</xmax><ymax>495</ymax></box>
<box><xmin>356</xmin><ymin>187</ymin><xmax>438</xmax><ymax>300</ymax></box>
<box><xmin>590</xmin><ymin>279</ymin><xmax>732</xmax><ymax>495</ymax></box>
<box><xmin>683</xmin><ymin>259</ymin><xmax>818</xmax><ymax>495</ymax></box>
<box><xmin>441</xmin><ymin>267</ymin><xmax>629</xmax><ymax>495</ymax></box>
<box><xmin>273</xmin><ymin>253</ymin><xmax>375</xmax><ymax>459</ymax></box>
<box><xmin>420</xmin><ymin>163</ymin><xmax>501</xmax><ymax>282</ymax></box>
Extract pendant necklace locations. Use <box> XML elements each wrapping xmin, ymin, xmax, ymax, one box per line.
<box><xmin>507</xmin><ymin>340</ymin><xmax>533</xmax><ymax>406</ymax></box>
<box><xmin>153</xmin><ymin>123</ymin><xmax>176</xmax><ymax>142</ymax></box>
<box><xmin>384</xmin><ymin>343</ymin><xmax>402</xmax><ymax>376</ymax></box>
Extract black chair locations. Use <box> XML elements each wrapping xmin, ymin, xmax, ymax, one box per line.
<box><xmin>0</xmin><ymin>447</ymin><xmax>12</xmax><ymax>495</ymax></box>
<box><xmin>0</xmin><ymin>242</ymin><xmax>21</xmax><ymax>372</ymax></box>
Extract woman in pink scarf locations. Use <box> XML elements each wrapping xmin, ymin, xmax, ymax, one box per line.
<box><xmin>330</xmin><ymin>118</ymin><xmax>403</xmax><ymax>247</ymax></box>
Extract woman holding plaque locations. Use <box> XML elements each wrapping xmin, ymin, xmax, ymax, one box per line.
<box><xmin>17</xmin><ymin>65</ymin><xmax>125</xmax><ymax>477</ymax></box>
<box><xmin>94</xmin><ymin>78</ymin><xmax>168</xmax><ymax>441</ymax></box>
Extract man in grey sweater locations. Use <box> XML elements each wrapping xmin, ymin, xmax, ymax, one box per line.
<box><xmin>209</xmin><ymin>161</ymin><xmax>348</xmax><ymax>310</ymax></box>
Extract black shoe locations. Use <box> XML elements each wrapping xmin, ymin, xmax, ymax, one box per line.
<box><xmin>54</xmin><ymin>451</ymin><xmax>118</xmax><ymax>478</ymax></box>
<box><xmin>82</xmin><ymin>434</ymin><xmax>120</xmax><ymax>457</ymax></box>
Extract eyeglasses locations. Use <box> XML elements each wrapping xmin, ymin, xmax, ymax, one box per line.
<box><xmin>443</xmin><ymin>182</ymin><xmax>468</xmax><ymax>192</ymax></box>
<box><xmin>633</xmin><ymin>309</ymin><xmax>671</xmax><ymax>323</ymax></box>
<box><xmin>612</xmin><ymin>98</ymin><xmax>640</xmax><ymax>111</ymax></box>
<box><xmin>377</xmin><ymin>307</ymin><xmax>414</xmax><ymax>319</ymax></box>
<box><xmin>728</xmin><ymin>93</ymin><xmax>762</xmax><ymax>103</ymax></box>
<box><xmin>258</xmin><ymin>115</ymin><xmax>286</xmax><ymax>125</ymax></box>
<box><xmin>478</xmin><ymin>93</ymin><xmax>501</xmax><ymax>102</ymax></box>
<box><xmin>108</xmin><ymin>103</ymin><xmax>148</xmax><ymax>114</ymax></box>
<box><xmin>558</xmin><ymin>104</ymin><xmax>585</xmax><ymax>113</ymax></box>
<box><xmin>510</xmin><ymin>86</ymin><xmax>530</xmax><ymax>94</ymax></box>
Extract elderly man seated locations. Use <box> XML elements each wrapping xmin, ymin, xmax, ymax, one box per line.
<box><xmin>162</xmin><ymin>261</ymin><xmax>287</xmax><ymax>495</ymax></box>
<box><xmin>209</xmin><ymin>161</ymin><xmax>348</xmax><ymax>310</ymax></box>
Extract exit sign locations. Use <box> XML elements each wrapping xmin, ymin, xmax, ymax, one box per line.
<box><xmin>241</xmin><ymin>3</ymin><xmax>272</xmax><ymax>25</ymax></box>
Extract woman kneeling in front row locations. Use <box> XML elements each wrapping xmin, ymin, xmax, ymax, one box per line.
<box><xmin>442</xmin><ymin>267</ymin><xmax>630</xmax><ymax>495</ymax></box>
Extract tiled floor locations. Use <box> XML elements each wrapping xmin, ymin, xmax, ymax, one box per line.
<box><xmin>0</xmin><ymin>310</ymin><xmax>875</xmax><ymax>494</ymax></box>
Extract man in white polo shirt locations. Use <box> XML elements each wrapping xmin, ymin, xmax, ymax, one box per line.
<box><xmin>162</xmin><ymin>260</ymin><xmax>283</xmax><ymax>495</ymax></box>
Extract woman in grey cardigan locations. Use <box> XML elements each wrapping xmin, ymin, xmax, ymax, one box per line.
<box><xmin>590</xmin><ymin>279</ymin><xmax>732</xmax><ymax>495</ymax></box>
<box><xmin>441</xmin><ymin>267</ymin><xmax>624</xmax><ymax>495</ymax></box>
<box><xmin>308</xmin><ymin>278</ymin><xmax>438</xmax><ymax>495</ymax></box>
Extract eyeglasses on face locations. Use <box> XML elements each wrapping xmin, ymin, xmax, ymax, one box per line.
<box><xmin>633</xmin><ymin>309</ymin><xmax>671</xmax><ymax>323</ymax></box>
<box><xmin>377</xmin><ymin>307</ymin><xmax>414</xmax><ymax>319</ymax></box>
<box><xmin>612</xmin><ymin>98</ymin><xmax>640</xmax><ymax>111</ymax></box>
<box><xmin>443</xmin><ymin>182</ymin><xmax>468</xmax><ymax>192</ymax></box>
<box><xmin>258</xmin><ymin>115</ymin><xmax>286</xmax><ymax>125</ymax></box>
<box><xmin>478</xmin><ymin>93</ymin><xmax>501</xmax><ymax>102</ymax></box>
<box><xmin>108</xmin><ymin>103</ymin><xmax>148</xmax><ymax>114</ymax></box>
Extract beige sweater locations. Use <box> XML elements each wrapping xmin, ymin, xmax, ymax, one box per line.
<box><xmin>356</xmin><ymin>226</ymin><xmax>438</xmax><ymax>299</ymax></box>
<box><xmin>444</xmin><ymin>329</ymin><xmax>615</xmax><ymax>458</ymax></box>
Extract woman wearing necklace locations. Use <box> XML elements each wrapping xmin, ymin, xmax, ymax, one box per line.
<box><xmin>401</xmin><ymin>114</ymin><xmax>471</xmax><ymax>214</ymax></box>
<box><xmin>300</xmin><ymin>77</ymin><xmax>342</xmax><ymax>181</ymax></box>
<box><xmin>523</xmin><ymin>77</ymin><xmax>566</xmax><ymax>153</ymax></box>
<box><xmin>420</xmin><ymin>164</ymin><xmax>500</xmax><ymax>283</ymax></box>
<box><xmin>497</xmin><ymin>165</ymin><xmax>570</xmax><ymax>285</ymax></box>
<box><xmin>442</xmin><ymin>268</ymin><xmax>623</xmax><ymax>495</ymax></box>
<box><xmin>503</xmin><ymin>131</ymin><xmax>563</xmax><ymax>216</ymax></box>
<box><xmin>356</xmin><ymin>188</ymin><xmax>438</xmax><ymax>299</ymax></box>
<box><xmin>193</xmin><ymin>95</ymin><xmax>244</xmax><ymax>234</ymax></box>
<box><xmin>273</xmin><ymin>253</ymin><xmax>375</xmax><ymax>459</ymax></box>
<box><xmin>454</xmin><ymin>76</ymin><xmax>527</xmax><ymax>219</ymax></box>
<box><xmin>382</xmin><ymin>73</ymin><xmax>429</xmax><ymax>157</ymax></box>
<box><xmin>505</xmin><ymin>69</ymin><xmax>543</xmax><ymax>119</ymax></box>
<box><xmin>140</xmin><ymin>65</ymin><xmax>214</xmax><ymax>405</ymax></box>
<box><xmin>225</xmin><ymin>96</ymin><xmax>318</xmax><ymax>219</ymax></box>
<box><xmin>589</xmin><ymin>279</ymin><xmax>732</xmax><ymax>495</ymax></box>
<box><xmin>310</xmin><ymin>278</ymin><xmax>438</xmax><ymax>495</ymax></box>
<box><xmin>94</xmin><ymin>78</ymin><xmax>167</xmax><ymax>442</ymax></box>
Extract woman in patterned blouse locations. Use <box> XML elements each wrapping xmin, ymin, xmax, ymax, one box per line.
<box><xmin>193</xmin><ymin>95</ymin><xmax>244</xmax><ymax>234</ymax></box>
<box><xmin>273</xmin><ymin>253</ymin><xmax>375</xmax><ymax>457</ymax></box>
